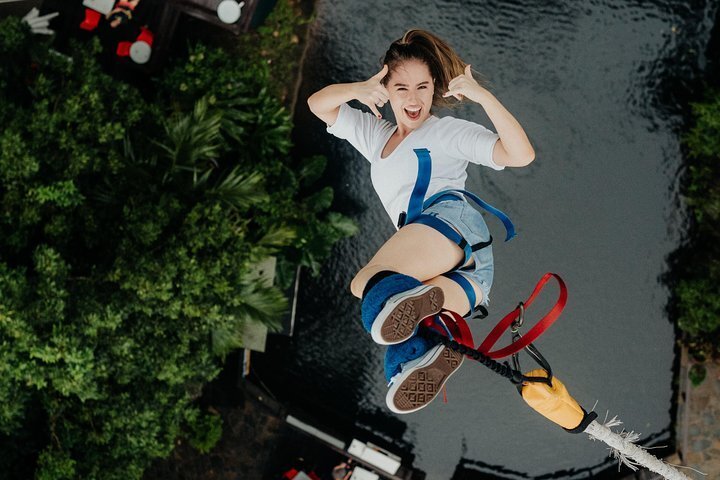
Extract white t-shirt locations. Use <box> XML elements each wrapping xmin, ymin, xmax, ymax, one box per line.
<box><xmin>327</xmin><ymin>103</ymin><xmax>503</xmax><ymax>227</ymax></box>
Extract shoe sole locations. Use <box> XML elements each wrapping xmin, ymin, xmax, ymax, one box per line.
<box><xmin>386</xmin><ymin>344</ymin><xmax>464</xmax><ymax>414</ymax></box>
<box><xmin>370</xmin><ymin>285</ymin><xmax>444</xmax><ymax>345</ymax></box>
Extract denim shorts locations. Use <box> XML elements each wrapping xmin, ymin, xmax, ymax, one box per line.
<box><xmin>422</xmin><ymin>198</ymin><xmax>494</xmax><ymax>306</ymax></box>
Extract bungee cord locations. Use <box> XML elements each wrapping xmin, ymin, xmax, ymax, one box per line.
<box><xmin>420</xmin><ymin>273</ymin><xmax>696</xmax><ymax>480</ymax></box>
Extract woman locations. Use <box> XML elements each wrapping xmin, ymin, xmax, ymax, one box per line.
<box><xmin>307</xmin><ymin>29</ymin><xmax>534</xmax><ymax>414</ymax></box>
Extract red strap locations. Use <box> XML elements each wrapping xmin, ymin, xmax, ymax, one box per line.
<box><xmin>442</xmin><ymin>310</ymin><xmax>474</xmax><ymax>348</ymax></box>
<box><xmin>421</xmin><ymin>311</ymin><xmax>474</xmax><ymax>351</ymax></box>
<box><xmin>477</xmin><ymin>272</ymin><xmax>567</xmax><ymax>359</ymax></box>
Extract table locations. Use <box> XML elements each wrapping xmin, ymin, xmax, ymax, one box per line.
<box><xmin>349</xmin><ymin>466</ymin><xmax>379</xmax><ymax>480</ymax></box>
<box><xmin>166</xmin><ymin>0</ymin><xmax>257</xmax><ymax>34</ymax></box>
<box><xmin>82</xmin><ymin>0</ymin><xmax>115</xmax><ymax>15</ymax></box>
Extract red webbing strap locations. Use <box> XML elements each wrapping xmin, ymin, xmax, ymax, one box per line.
<box><xmin>477</xmin><ymin>273</ymin><xmax>567</xmax><ymax>359</ymax></box>
<box><xmin>443</xmin><ymin>310</ymin><xmax>474</xmax><ymax>348</ymax></box>
<box><xmin>420</xmin><ymin>311</ymin><xmax>475</xmax><ymax>351</ymax></box>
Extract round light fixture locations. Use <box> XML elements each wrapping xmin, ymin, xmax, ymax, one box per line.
<box><xmin>130</xmin><ymin>41</ymin><xmax>152</xmax><ymax>64</ymax></box>
<box><xmin>217</xmin><ymin>0</ymin><xmax>244</xmax><ymax>24</ymax></box>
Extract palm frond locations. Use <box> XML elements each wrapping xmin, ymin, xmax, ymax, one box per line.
<box><xmin>209</xmin><ymin>168</ymin><xmax>268</xmax><ymax>211</ymax></box>
<box><xmin>257</xmin><ymin>225</ymin><xmax>297</xmax><ymax>250</ymax></box>
<box><xmin>235</xmin><ymin>281</ymin><xmax>287</xmax><ymax>329</ymax></box>
<box><xmin>211</xmin><ymin>281</ymin><xmax>287</xmax><ymax>355</ymax></box>
<box><xmin>326</xmin><ymin>212</ymin><xmax>359</xmax><ymax>237</ymax></box>
<box><xmin>298</xmin><ymin>155</ymin><xmax>327</xmax><ymax>187</ymax></box>
<box><xmin>304</xmin><ymin>187</ymin><xmax>333</xmax><ymax>213</ymax></box>
<box><xmin>154</xmin><ymin>97</ymin><xmax>224</xmax><ymax>185</ymax></box>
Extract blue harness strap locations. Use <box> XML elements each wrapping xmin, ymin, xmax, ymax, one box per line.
<box><xmin>413</xmin><ymin>214</ymin><xmax>473</xmax><ymax>265</ymax></box>
<box><xmin>400</xmin><ymin>149</ymin><xmax>516</xmax><ymax>243</ymax></box>
<box><xmin>423</xmin><ymin>189</ymin><xmax>516</xmax><ymax>242</ymax></box>
<box><xmin>443</xmin><ymin>271</ymin><xmax>489</xmax><ymax>319</ymax></box>
<box><xmin>405</xmin><ymin>148</ymin><xmax>433</xmax><ymax>224</ymax></box>
<box><xmin>443</xmin><ymin>271</ymin><xmax>476</xmax><ymax>314</ymax></box>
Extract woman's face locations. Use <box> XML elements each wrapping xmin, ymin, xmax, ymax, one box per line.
<box><xmin>385</xmin><ymin>59</ymin><xmax>434</xmax><ymax>129</ymax></box>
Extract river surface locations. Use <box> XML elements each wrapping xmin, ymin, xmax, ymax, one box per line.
<box><xmin>256</xmin><ymin>1</ymin><xmax>718</xmax><ymax>478</ymax></box>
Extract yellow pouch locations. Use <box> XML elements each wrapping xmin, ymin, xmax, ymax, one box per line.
<box><xmin>521</xmin><ymin>369</ymin><xmax>585</xmax><ymax>430</ymax></box>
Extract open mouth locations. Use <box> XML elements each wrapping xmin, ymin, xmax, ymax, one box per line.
<box><xmin>404</xmin><ymin>106</ymin><xmax>421</xmax><ymax>121</ymax></box>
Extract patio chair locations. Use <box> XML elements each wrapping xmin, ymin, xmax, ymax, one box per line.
<box><xmin>79</xmin><ymin>7</ymin><xmax>101</xmax><ymax>31</ymax></box>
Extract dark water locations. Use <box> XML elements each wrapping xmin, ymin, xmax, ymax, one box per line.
<box><xmin>256</xmin><ymin>1</ymin><xmax>718</xmax><ymax>478</ymax></box>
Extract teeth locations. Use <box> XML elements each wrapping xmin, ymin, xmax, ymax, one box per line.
<box><xmin>405</xmin><ymin>107</ymin><xmax>421</xmax><ymax>112</ymax></box>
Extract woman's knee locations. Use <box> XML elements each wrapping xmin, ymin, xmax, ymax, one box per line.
<box><xmin>350</xmin><ymin>264</ymin><xmax>396</xmax><ymax>299</ymax></box>
<box><xmin>350</xmin><ymin>271</ymin><xmax>365</xmax><ymax>299</ymax></box>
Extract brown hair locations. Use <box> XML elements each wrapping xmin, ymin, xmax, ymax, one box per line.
<box><xmin>381</xmin><ymin>29</ymin><xmax>469</xmax><ymax>109</ymax></box>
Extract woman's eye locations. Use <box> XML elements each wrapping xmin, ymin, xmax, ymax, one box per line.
<box><xmin>418</xmin><ymin>86</ymin><xmax>427</xmax><ymax>89</ymax></box>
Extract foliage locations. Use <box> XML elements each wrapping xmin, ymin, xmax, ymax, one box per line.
<box><xmin>186</xmin><ymin>410</ymin><xmax>224</xmax><ymax>454</ymax></box>
<box><xmin>688</xmin><ymin>364</ymin><xmax>707</xmax><ymax>387</ymax></box>
<box><xmin>676</xmin><ymin>90</ymin><xmax>720</xmax><ymax>365</ymax></box>
<box><xmin>158</xmin><ymin>40</ymin><xmax>358</xmax><ymax>286</ymax></box>
<box><xmin>240</xmin><ymin>0</ymin><xmax>312</xmax><ymax>101</ymax></box>
<box><xmin>0</xmin><ymin>10</ymin><xmax>355</xmax><ymax>479</ymax></box>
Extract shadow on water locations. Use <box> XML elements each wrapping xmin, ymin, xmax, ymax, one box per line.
<box><xmin>256</xmin><ymin>1</ymin><xmax>720</xmax><ymax>477</ymax></box>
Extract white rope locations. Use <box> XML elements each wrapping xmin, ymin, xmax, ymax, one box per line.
<box><xmin>584</xmin><ymin>419</ymin><xmax>691</xmax><ymax>480</ymax></box>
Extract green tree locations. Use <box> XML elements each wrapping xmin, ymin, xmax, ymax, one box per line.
<box><xmin>0</xmin><ymin>15</ymin><xmax>355</xmax><ymax>479</ymax></box>
<box><xmin>676</xmin><ymin>90</ymin><xmax>720</xmax><ymax>364</ymax></box>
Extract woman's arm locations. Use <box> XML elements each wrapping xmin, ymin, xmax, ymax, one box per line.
<box><xmin>308</xmin><ymin>65</ymin><xmax>390</xmax><ymax>126</ymax></box>
<box><xmin>444</xmin><ymin>65</ymin><xmax>535</xmax><ymax>167</ymax></box>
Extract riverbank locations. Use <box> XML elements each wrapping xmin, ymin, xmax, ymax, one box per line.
<box><xmin>675</xmin><ymin>347</ymin><xmax>720</xmax><ymax>478</ymax></box>
<box><xmin>618</xmin><ymin>346</ymin><xmax>719</xmax><ymax>480</ymax></box>
<box><xmin>144</xmin><ymin>378</ymin><xmax>289</xmax><ymax>479</ymax></box>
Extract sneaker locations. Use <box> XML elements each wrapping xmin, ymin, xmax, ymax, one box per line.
<box><xmin>370</xmin><ymin>284</ymin><xmax>444</xmax><ymax>345</ymax></box>
<box><xmin>386</xmin><ymin>343</ymin><xmax>464</xmax><ymax>414</ymax></box>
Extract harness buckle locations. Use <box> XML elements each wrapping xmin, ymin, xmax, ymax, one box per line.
<box><xmin>397</xmin><ymin>211</ymin><xmax>407</xmax><ymax>229</ymax></box>
<box><xmin>509</xmin><ymin>305</ymin><xmax>553</xmax><ymax>387</ymax></box>
<box><xmin>511</xmin><ymin>326</ymin><xmax>522</xmax><ymax>366</ymax></box>
<box><xmin>511</xmin><ymin>302</ymin><xmax>525</xmax><ymax>333</ymax></box>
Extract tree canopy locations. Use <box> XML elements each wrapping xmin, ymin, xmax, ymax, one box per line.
<box><xmin>0</xmin><ymin>15</ymin><xmax>355</xmax><ymax>479</ymax></box>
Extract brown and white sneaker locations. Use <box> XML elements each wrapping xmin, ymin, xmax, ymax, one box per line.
<box><xmin>386</xmin><ymin>343</ymin><xmax>464</xmax><ymax>414</ymax></box>
<box><xmin>370</xmin><ymin>285</ymin><xmax>444</xmax><ymax>345</ymax></box>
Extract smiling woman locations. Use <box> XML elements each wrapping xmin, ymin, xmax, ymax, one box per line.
<box><xmin>381</xmin><ymin>59</ymin><xmax>434</xmax><ymax>150</ymax></box>
<box><xmin>307</xmin><ymin>28</ymin><xmax>535</xmax><ymax>415</ymax></box>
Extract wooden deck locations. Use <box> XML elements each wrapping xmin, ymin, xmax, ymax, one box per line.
<box><xmin>35</xmin><ymin>0</ymin><xmax>262</xmax><ymax>73</ymax></box>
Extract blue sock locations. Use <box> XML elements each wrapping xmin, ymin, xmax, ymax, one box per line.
<box><xmin>384</xmin><ymin>335</ymin><xmax>437</xmax><ymax>382</ymax></box>
<box><xmin>360</xmin><ymin>273</ymin><xmax>422</xmax><ymax>333</ymax></box>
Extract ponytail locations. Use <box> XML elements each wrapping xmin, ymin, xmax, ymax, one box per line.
<box><xmin>381</xmin><ymin>29</ymin><xmax>472</xmax><ymax>108</ymax></box>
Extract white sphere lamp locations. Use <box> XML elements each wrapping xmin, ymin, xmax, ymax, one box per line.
<box><xmin>217</xmin><ymin>0</ymin><xmax>245</xmax><ymax>24</ymax></box>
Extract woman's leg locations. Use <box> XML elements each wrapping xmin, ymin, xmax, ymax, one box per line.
<box><xmin>350</xmin><ymin>223</ymin><xmax>464</xmax><ymax>298</ymax></box>
<box><xmin>350</xmin><ymin>223</ymin><xmax>485</xmax><ymax>315</ymax></box>
<box><xmin>424</xmin><ymin>274</ymin><xmax>484</xmax><ymax>317</ymax></box>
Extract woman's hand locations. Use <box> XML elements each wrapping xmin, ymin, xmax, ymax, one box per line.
<box><xmin>444</xmin><ymin>65</ymin><xmax>535</xmax><ymax>167</ymax></box>
<box><xmin>307</xmin><ymin>65</ymin><xmax>389</xmax><ymax>125</ymax></box>
<box><xmin>354</xmin><ymin>65</ymin><xmax>390</xmax><ymax>118</ymax></box>
<box><xmin>443</xmin><ymin>65</ymin><xmax>487</xmax><ymax>103</ymax></box>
